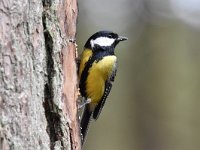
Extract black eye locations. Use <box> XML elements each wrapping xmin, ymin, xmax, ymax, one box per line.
<box><xmin>108</xmin><ymin>34</ymin><xmax>112</xmax><ymax>38</ymax></box>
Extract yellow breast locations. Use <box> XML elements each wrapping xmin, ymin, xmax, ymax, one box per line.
<box><xmin>86</xmin><ymin>55</ymin><xmax>117</xmax><ymax>104</ymax></box>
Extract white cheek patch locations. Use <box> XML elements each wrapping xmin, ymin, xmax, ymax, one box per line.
<box><xmin>90</xmin><ymin>37</ymin><xmax>115</xmax><ymax>47</ymax></box>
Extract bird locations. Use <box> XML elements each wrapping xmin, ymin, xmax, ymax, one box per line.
<box><xmin>78</xmin><ymin>30</ymin><xmax>127</xmax><ymax>144</ymax></box>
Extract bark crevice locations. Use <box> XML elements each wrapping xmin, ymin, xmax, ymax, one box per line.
<box><xmin>42</xmin><ymin>5</ymin><xmax>64</xmax><ymax>149</ymax></box>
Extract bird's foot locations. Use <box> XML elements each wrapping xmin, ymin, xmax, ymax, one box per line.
<box><xmin>78</xmin><ymin>98</ymin><xmax>91</xmax><ymax>109</ymax></box>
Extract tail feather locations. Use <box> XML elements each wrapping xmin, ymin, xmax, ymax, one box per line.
<box><xmin>80</xmin><ymin>105</ymin><xmax>92</xmax><ymax>145</ymax></box>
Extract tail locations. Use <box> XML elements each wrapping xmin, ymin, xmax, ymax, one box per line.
<box><xmin>80</xmin><ymin>105</ymin><xmax>92</xmax><ymax>145</ymax></box>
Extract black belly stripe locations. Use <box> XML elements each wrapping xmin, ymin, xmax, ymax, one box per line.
<box><xmin>79</xmin><ymin>56</ymin><xmax>97</xmax><ymax>98</ymax></box>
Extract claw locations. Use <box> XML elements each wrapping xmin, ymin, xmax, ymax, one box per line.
<box><xmin>78</xmin><ymin>98</ymin><xmax>91</xmax><ymax>109</ymax></box>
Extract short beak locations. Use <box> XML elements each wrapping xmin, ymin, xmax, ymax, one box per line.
<box><xmin>117</xmin><ymin>36</ymin><xmax>128</xmax><ymax>42</ymax></box>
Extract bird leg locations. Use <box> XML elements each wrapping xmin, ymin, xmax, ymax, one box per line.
<box><xmin>78</xmin><ymin>98</ymin><xmax>91</xmax><ymax>109</ymax></box>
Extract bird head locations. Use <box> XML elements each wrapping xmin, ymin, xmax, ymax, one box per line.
<box><xmin>84</xmin><ymin>31</ymin><xmax>128</xmax><ymax>50</ymax></box>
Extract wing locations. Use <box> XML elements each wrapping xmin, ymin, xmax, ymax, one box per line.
<box><xmin>92</xmin><ymin>63</ymin><xmax>117</xmax><ymax>120</ymax></box>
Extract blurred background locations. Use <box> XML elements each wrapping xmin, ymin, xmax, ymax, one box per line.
<box><xmin>77</xmin><ymin>0</ymin><xmax>200</xmax><ymax>150</ymax></box>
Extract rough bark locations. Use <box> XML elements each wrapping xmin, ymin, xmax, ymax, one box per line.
<box><xmin>0</xmin><ymin>0</ymin><xmax>80</xmax><ymax>149</ymax></box>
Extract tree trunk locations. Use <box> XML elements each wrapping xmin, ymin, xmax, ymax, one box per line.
<box><xmin>0</xmin><ymin>0</ymin><xmax>80</xmax><ymax>149</ymax></box>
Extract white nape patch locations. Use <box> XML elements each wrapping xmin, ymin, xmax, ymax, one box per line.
<box><xmin>90</xmin><ymin>37</ymin><xmax>115</xmax><ymax>47</ymax></box>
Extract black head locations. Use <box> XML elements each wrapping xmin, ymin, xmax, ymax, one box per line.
<box><xmin>84</xmin><ymin>31</ymin><xmax>128</xmax><ymax>50</ymax></box>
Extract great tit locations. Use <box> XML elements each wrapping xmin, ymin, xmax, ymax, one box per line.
<box><xmin>78</xmin><ymin>30</ymin><xmax>127</xmax><ymax>144</ymax></box>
